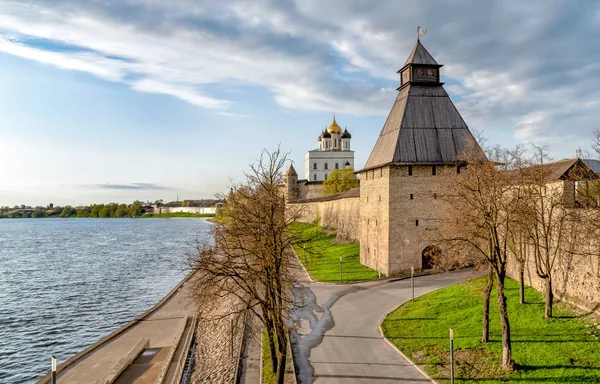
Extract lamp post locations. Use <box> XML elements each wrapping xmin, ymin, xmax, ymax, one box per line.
<box><xmin>51</xmin><ymin>355</ymin><xmax>57</xmax><ymax>384</ymax></box>
<box><xmin>450</xmin><ymin>328</ymin><xmax>454</xmax><ymax>384</ymax></box>
<box><xmin>411</xmin><ymin>266</ymin><xmax>415</xmax><ymax>301</ymax></box>
<box><xmin>339</xmin><ymin>256</ymin><xmax>343</xmax><ymax>283</ymax></box>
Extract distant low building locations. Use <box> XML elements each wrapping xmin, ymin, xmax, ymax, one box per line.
<box><xmin>169</xmin><ymin>206</ymin><xmax>217</xmax><ymax>215</ymax></box>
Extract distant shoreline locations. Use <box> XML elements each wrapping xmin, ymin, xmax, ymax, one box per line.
<box><xmin>140</xmin><ymin>212</ymin><xmax>216</xmax><ymax>218</ymax></box>
<box><xmin>0</xmin><ymin>213</ymin><xmax>216</xmax><ymax>219</ymax></box>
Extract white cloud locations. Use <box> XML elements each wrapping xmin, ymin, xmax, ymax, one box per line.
<box><xmin>0</xmin><ymin>0</ymin><xmax>600</xmax><ymax>155</ymax></box>
<box><xmin>0</xmin><ymin>36</ymin><xmax>126</xmax><ymax>81</ymax></box>
<box><xmin>514</xmin><ymin>112</ymin><xmax>546</xmax><ymax>140</ymax></box>
<box><xmin>132</xmin><ymin>79</ymin><xmax>230</xmax><ymax>109</ymax></box>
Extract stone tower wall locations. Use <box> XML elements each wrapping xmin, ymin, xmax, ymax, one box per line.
<box><xmin>359</xmin><ymin>166</ymin><xmax>391</xmax><ymax>274</ymax></box>
<box><xmin>286</xmin><ymin>174</ymin><xmax>299</xmax><ymax>201</ymax></box>
<box><xmin>360</xmin><ymin>164</ymin><xmax>456</xmax><ymax>276</ymax></box>
<box><xmin>387</xmin><ymin>165</ymin><xmax>455</xmax><ymax>275</ymax></box>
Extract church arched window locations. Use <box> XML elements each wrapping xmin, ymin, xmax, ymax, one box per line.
<box><xmin>314</xmin><ymin>174</ymin><xmax>317</xmax><ymax>181</ymax></box>
<box><xmin>335</xmin><ymin>163</ymin><xmax>339</xmax><ymax>169</ymax></box>
<box><xmin>313</xmin><ymin>163</ymin><xmax>317</xmax><ymax>170</ymax></box>
<box><xmin>324</xmin><ymin>163</ymin><xmax>328</xmax><ymax>170</ymax></box>
<box><xmin>325</xmin><ymin>174</ymin><xmax>328</xmax><ymax>180</ymax></box>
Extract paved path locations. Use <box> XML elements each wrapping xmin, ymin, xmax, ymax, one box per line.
<box><xmin>291</xmin><ymin>269</ymin><xmax>478</xmax><ymax>384</ymax></box>
<box><xmin>36</xmin><ymin>277</ymin><xmax>196</xmax><ymax>384</ymax></box>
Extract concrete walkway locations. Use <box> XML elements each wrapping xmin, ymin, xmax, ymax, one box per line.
<box><xmin>36</xmin><ymin>277</ymin><xmax>196</xmax><ymax>384</ymax></box>
<box><xmin>290</xmin><ymin>269</ymin><xmax>478</xmax><ymax>384</ymax></box>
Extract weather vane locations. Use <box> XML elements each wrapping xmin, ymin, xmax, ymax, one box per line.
<box><xmin>417</xmin><ymin>26</ymin><xmax>427</xmax><ymax>40</ymax></box>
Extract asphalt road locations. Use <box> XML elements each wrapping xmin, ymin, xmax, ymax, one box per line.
<box><xmin>290</xmin><ymin>268</ymin><xmax>478</xmax><ymax>384</ymax></box>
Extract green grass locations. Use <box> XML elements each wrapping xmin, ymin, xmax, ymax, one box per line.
<box><xmin>140</xmin><ymin>212</ymin><xmax>215</xmax><ymax>218</ymax></box>
<box><xmin>261</xmin><ymin>330</ymin><xmax>295</xmax><ymax>384</ymax></box>
<box><xmin>381</xmin><ymin>277</ymin><xmax>600</xmax><ymax>383</ymax></box>
<box><xmin>262</xmin><ymin>330</ymin><xmax>276</xmax><ymax>384</ymax></box>
<box><xmin>290</xmin><ymin>222</ymin><xmax>380</xmax><ymax>283</ymax></box>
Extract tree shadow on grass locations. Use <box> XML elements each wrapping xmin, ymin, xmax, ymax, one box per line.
<box><xmin>517</xmin><ymin>364</ymin><xmax>600</xmax><ymax>371</ymax></box>
<box><xmin>460</xmin><ymin>377</ymin><xmax>600</xmax><ymax>383</ymax></box>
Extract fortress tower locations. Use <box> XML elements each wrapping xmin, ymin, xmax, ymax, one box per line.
<box><xmin>358</xmin><ymin>39</ymin><xmax>485</xmax><ymax>275</ymax></box>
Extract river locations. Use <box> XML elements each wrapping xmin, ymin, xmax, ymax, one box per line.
<box><xmin>0</xmin><ymin>218</ymin><xmax>212</xmax><ymax>383</ymax></box>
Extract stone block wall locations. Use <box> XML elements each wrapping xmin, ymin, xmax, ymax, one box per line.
<box><xmin>288</xmin><ymin>191</ymin><xmax>360</xmax><ymax>241</ymax></box>
<box><xmin>359</xmin><ymin>164</ymin><xmax>456</xmax><ymax>276</ymax></box>
<box><xmin>507</xmin><ymin>249</ymin><xmax>600</xmax><ymax>310</ymax></box>
<box><xmin>359</xmin><ymin>166</ymin><xmax>390</xmax><ymax>274</ymax></box>
<box><xmin>387</xmin><ymin>164</ymin><xmax>456</xmax><ymax>275</ymax></box>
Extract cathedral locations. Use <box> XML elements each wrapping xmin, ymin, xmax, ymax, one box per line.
<box><xmin>286</xmin><ymin>116</ymin><xmax>355</xmax><ymax>200</ymax></box>
<box><xmin>287</xmin><ymin>38</ymin><xmax>484</xmax><ymax>275</ymax></box>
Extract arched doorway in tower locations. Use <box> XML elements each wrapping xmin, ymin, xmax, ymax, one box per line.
<box><xmin>421</xmin><ymin>245</ymin><xmax>441</xmax><ymax>270</ymax></box>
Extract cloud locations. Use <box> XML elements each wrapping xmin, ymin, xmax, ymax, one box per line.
<box><xmin>96</xmin><ymin>183</ymin><xmax>170</xmax><ymax>191</ymax></box>
<box><xmin>1</xmin><ymin>0</ymin><xmax>600</xmax><ymax>154</ymax></box>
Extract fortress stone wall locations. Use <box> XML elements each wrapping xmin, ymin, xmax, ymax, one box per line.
<box><xmin>505</xmin><ymin>183</ymin><xmax>600</xmax><ymax>310</ymax></box>
<box><xmin>507</xmin><ymin>249</ymin><xmax>600</xmax><ymax>311</ymax></box>
<box><xmin>288</xmin><ymin>189</ymin><xmax>360</xmax><ymax>241</ymax></box>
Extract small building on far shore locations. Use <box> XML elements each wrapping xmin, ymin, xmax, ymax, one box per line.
<box><xmin>169</xmin><ymin>206</ymin><xmax>217</xmax><ymax>215</ymax></box>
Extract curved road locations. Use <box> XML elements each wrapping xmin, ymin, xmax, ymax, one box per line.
<box><xmin>290</xmin><ymin>269</ymin><xmax>478</xmax><ymax>383</ymax></box>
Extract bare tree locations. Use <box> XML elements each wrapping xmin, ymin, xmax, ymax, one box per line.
<box><xmin>439</xmin><ymin>146</ymin><xmax>520</xmax><ymax>370</ymax></box>
<box><xmin>189</xmin><ymin>147</ymin><xmax>314</xmax><ymax>384</ymax></box>
<box><xmin>519</xmin><ymin>147</ymin><xmax>575</xmax><ymax>318</ymax></box>
<box><xmin>507</xmin><ymin>227</ymin><xmax>529</xmax><ymax>305</ymax></box>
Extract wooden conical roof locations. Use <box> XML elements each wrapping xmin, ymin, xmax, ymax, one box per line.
<box><xmin>404</xmin><ymin>39</ymin><xmax>439</xmax><ymax>66</ymax></box>
<box><xmin>362</xmin><ymin>41</ymin><xmax>485</xmax><ymax>171</ymax></box>
<box><xmin>286</xmin><ymin>164</ymin><xmax>298</xmax><ymax>176</ymax></box>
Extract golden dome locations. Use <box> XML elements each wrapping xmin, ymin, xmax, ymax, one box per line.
<box><xmin>327</xmin><ymin>116</ymin><xmax>342</xmax><ymax>134</ymax></box>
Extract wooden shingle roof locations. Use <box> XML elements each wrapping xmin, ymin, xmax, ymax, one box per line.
<box><xmin>516</xmin><ymin>158</ymin><xmax>598</xmax><ymax>181</ymax></box>
<box><xmin>404</xmin><ymin>40</ymin><xmax>439</xmax><ymax>66</ymax></box>
<box><xmin>362</xmin><ymin>41</ymin><xmax>485</xmax><ymax>171</ymax></box>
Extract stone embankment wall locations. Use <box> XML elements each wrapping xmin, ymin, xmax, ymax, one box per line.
<box><xmin>507</xmin><ymin>247</ymin><xmax>600</xmax><ymax>311</ymax></box>
<box><xmin>288</xmin><ymin>188</ymin><xmax>360</xmax><ymax>241</ymax></box>
<box><xmin>191</xmin><ymin>294</ymin><xmax>245</xmax><ymax>382</ymax></box>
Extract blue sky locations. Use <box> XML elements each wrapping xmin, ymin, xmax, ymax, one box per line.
<box><xmin>1</xmin><ymin>0</ymin><xmax>600</xmax><ymax>206</ymax></box>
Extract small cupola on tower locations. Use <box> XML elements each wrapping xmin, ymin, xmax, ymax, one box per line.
<box><xmin>320</xmin><ymin>129</ymin><xmax>331</xmax><ymax>150</ymax></box>
<box><xmin>398</xmin><ymin>39</ymin><xmax>443</xmax><ymax>90</ymax></box>
<box><xmin>341</xmin><ymin>127</ymin><xmax>352</xmax><ymax>151</ymax></box>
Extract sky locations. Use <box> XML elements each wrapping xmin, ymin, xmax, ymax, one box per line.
<box><xmin>1</xmin><ymin>0</ymin><xmax>600</xmax><ymax>206</ymax></box>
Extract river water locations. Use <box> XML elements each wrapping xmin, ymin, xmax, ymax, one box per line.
<box><xmin>0</xmin><ymin>218</ymin><xmax>212</xmax><ymax>383</ymax></box>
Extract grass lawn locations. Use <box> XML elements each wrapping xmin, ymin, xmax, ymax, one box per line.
<box><xmin>290</xmin><ymin>222</ymin><xmax>380</xmax><ymax>283</ymax></box>
<box><xmin>140</xmin><ymin>212</ymin><xmax>215</xmax><ymax>218</ymax></box>
<box><xmin>381</xmin><ymin>277</ymin><xmax>600</xmax><ymax>383</ymax></box>
<box><xmin>262</xmin><ymin>330</ymin><xmax>277</xmax><ymax>384</ymax></box>
<box><xmin>261</xmin><ymin>330</ymin><xmax>295</xmax><ymax>384</ymax></box>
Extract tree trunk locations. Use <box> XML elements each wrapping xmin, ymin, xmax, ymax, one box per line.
<box><xmin>544</xmin><ymin>276</ymin><xmax>553</xmax><ymax>318</ymax></box>
<box><xmin>274</xmin><ymin>323</ymin><xmax>288</xmax><ymax>384</ymax></box>
<box><xmin>519</xmin><ymin>268</ymin><xmax>525</xmax><ymax>305</ymax></box>
<box><xmin>264</xmin><ymin>311</ymin><xmax>278</xmax><ymax>373</ymax></box>
<box><xmin>481</xmin><ymin>265</ymin><xmax>494</xmax><ymax>343</ymax></box>
<box><xmin>496</xmin><ymin>274</ymin><xmax>514</xmax><ymax>370</ymax></box>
